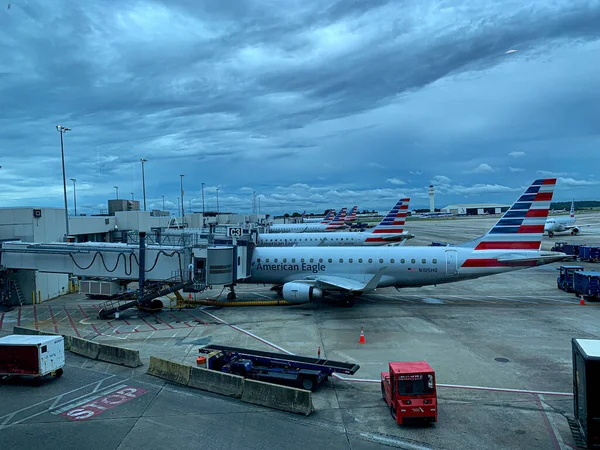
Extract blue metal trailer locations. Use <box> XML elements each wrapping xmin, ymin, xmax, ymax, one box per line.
<box><xmin>557</xmin><ymin>266</ymin><xmax>585</xmax><ymax>293</ymax></box>
<box><xmin>551</xmin><ymin>242</ymin><xmax>568</xmax><ymax>253</ymax></box>
<box><xmin>573</xmin><ymin>271</ymin><xmax>600</xmax><ymax>300</ymax></box>
<box><xmin>579</xmin><ymin>246</ymin><xmax>600</xmax><ymax>263</ymax></box>
<box><xmin>199</xmin><ymin>344</ymin><xmax>360</xmax><ymax>391</ymax></box>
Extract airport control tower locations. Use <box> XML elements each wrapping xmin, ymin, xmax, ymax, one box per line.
<box><xmin>428</xmin><ymin>185</ymin><xmax>435</xmax><ymax>212</ymax></box>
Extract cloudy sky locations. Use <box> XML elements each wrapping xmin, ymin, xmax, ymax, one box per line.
<box><xmin>1</xmin><ymin>0</ymin><xmax>599</xmax><ymax>216</ymax></box>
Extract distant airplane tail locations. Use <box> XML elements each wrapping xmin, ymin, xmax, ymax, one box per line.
<box><xmin>320</xmin><ymin>210</ymin><xmax>335</xmax><ymax>224</ymax></box>
<box><xmin>570</xmin><ymin>199</ymin><xmax>575</xmax><ymax>218</ymax></box>
<box><xmin>344</xmin><ymin>206</ymin><xmax>358</xmax><ymax>223</ymax></box>
<box><xmin>460</xmin><ymin>178</ymin><xmax>557</xmax><ymax>266</ymax></box>
<box><xmin>326</xmin><ymin>207</ymin><xmax>347</xmax><ymax>230</ymax></box>
<box><xmin>364</xmin><ymin>198</ymin><xmax>410</xmax><ymax>243</ymax></box>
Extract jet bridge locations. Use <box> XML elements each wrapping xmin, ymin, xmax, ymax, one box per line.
<box><xmin>0</xmin><ymin>230</ymin><xmax>254</xmax><ymax>315</ymax></box>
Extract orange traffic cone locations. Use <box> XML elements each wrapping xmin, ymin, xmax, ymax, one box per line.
<box><xmin>188</xmin><ymin>293</ymin><xmax>192</xmax><ymax>301</ymax></box>
<box><xmin>359</xmin><ymin>327</ymin><xmax>366</xmax><ymax>344</ymax></box>
<box><xmin>580</xmin><ymin>295</ymin><xmax>585</xmax><ymax>306</ymax></box>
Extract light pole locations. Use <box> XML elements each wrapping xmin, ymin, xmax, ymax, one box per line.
<box><xmin>162</xmin><ymin>195</ymin><xmax>165</xmax><ymax>211</ymax></box>
<box><xmin>201</xmin><ymin>182</ymin><xmax>205</xmax><ymax>217</ymax></box>
<box><xmin>177</xmin><ymin>197</ymin><xmax>180</xmax><ymax>218</ymax></box>
<box><xmin>70</xmin><ymin>178</ymin><xmax>77</xmax><ymax>216</ymax></box>
<box><xmin>140</xmin><ymin>158</ymin><xmax>147</xmax><ymax>211</ymax></box>
<box><xmin>114</xmin><ymin>185</ymin><xmax>119</xmax><ymax>199</ymax></box>
<box><xmin>216</xmin><ymin>188</ymin><xmax>219</xmax><ymax>214</ymax></box>
<box><xmin>180</xmin><ymin>174</ymin><xmax>185</xmax><ymax>221</ymax></box>
<box><xmin>56</xmin><ymin>125</ymin><xmax>71</xmax><ymax>237</ymax></box>
<box><xmin>130</xmin><ymin>192</ymin><xmax>134</xmax><ymax>201</ymax></box>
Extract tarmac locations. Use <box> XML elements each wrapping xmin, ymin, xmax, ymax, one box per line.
<box><xmin>2</xmin><ymin>212</ymin><xmax>600</xmax><ymax>450</ymax></box>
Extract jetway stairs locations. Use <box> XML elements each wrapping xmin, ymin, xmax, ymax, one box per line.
<box><xmin>97</xmin><ymin>276</ymin><xmax>194</xmax><ymax>319</ymax></box>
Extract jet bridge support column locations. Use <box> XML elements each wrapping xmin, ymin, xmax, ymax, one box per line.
<box><xmin>138</xmin><ymin>232</ymin><xmax>146</xmax><ymax>303</ymax></box>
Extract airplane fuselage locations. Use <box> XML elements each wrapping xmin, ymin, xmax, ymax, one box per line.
<box><xmin>246</xmin><ymin>246</ymin><xmax>548</xmax><ymax>289</ymax></box>
<box><xmin>256</xmin><ymin>231</ymin><xmax>412</xmax><ymax>247</ymax></box>
<box><xmin>267</xmin><ymin>223</ymin><xmax>344</xmax><ymax>233</ymax></box>
<box><xmin>545</xmin><ymin>217</ymin><xmax>576</xmax><ymax>233</ymax></box>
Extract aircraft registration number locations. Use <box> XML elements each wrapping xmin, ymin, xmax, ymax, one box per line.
<box><xmin>419</xmin><ymin>268</ymin><xmax>438</xmax><ymax>273</ymax></box>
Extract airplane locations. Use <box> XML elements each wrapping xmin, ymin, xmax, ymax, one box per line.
<box><xmin>344</xmin><ymin>206</ymin><xmax>358</xmax><ymax>223</ymax></box>
<box><xmin>245</xmin><ymin>178</ymin><xmax>569</xmax><ymax>306</ymax></box>
<box><xmin>256</xmin><ymin>199</ymin><xmax>414</xmax><ymax>247</ymax></box>
<box><xmin>268</xmin><ymin>208</ymin><xmax>348</xmax><ymax>233</ymax></box>
<box><xmin>302</xmin><ymin>210</ymin><xmax>335</xmax><ymax>223</ymax></box>
<box><xmin>544</xmin><ymin>199</ymin><xmax>587</xmax><ymax>237</ymax></box>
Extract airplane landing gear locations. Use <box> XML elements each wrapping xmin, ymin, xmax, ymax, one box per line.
<box><xmin>227</xmin><ymin>285</ymin><xmax>237</xmax><ymax>300</ymax></box>
<box><xmin>342</xmin><ymin>294</ymin><xmax>357</xmax><ymax>308</ymax></box>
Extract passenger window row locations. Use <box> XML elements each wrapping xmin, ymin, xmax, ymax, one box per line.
<box><xmin>256</xmin><ymin>257</ymin><xmax>439</xmax><ymax>264</ymax></box>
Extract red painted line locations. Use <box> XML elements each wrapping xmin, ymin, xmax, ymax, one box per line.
<box><xmin>33</xmin><ymin>305</ymin><xmax>39</xmax><ymax>331</ymax></box>
<box><xmin>152</xmin><ymin>314</ymin><xmax>175</xmax><ymax>329</ymax></box>
<box><xmin>17</xmin><ymin>307</ymin><xmax>21</xmax><ymax>326</ymax></box>
<box><xmin>181</xmin><ymin>310</ymin><xmax>209</xmax><ymax>326</ymax></box>
<box><xmin>0</xmin><ymin>312</ymin><xmax>4</xmax><ymax>330</ymax></box>
<box><xmin>535</xmin><ymin>395</ymin><xmax>562</xmax><ymax>450</ymax></box>
<box><xmin>48</xmin><ymin>306</ymin><xmax>59</xmax><ymax>334</ymax></box>
<box><xmin>169</xmin><ymin>313</ymin><xmax>192</xmax><ymax>327</ymax></box>
<box><xmin>63</xmin><ymin>306</ymin><xmax>82</xmax><ymax>338</ymax></box>
<box><xmin>77</xmin><ymin>304</ymin><xmax>89</xmax><ymax>318</ymax></box>
<box><xmin>139</xmin><ymin>316</ymin><xmax>158</xmax><ymax>331</ymax></box>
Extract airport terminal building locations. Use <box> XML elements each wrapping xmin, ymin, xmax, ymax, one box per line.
<box><xmin>441</xmin><ymin>203</ymin><xmax>511</xmax><ymax>216</ymax></box>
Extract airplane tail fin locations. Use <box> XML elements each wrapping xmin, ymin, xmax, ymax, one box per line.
<box><xmin>364</xmin><ymin>198</ymin><xmax>410</xmax><ymax>243</ymax></box>
<box><xmin>320</xmin><ymin>210</ymin><xmax>335</xmax><ymax>224</ymax></box>
<box><xmin>344</xmin><ymin>206</ymin><xmax>358</xmax><ymax>223</ymax></box>
<box><xmin>459</xmin><ymin>178</ymin><xmax>556</xmax><ymax>255</ymax></box>
<box><xmin>326</xmin><ymin>207</ymin><xmax>347</xmax><ymax>230</ymax></box>
<box><xmin>570</xmin><ymin>199</ymin><xmax>575</xmax><ymax>218</ymax></box>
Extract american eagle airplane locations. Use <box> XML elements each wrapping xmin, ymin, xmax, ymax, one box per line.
<box><xmin>301</xmin><ymin>206</ymin><xmax>358</xmax><ymax>224</ymax></box>
<box><xmin>301</xmin><ymin>209</ymin><xmax>336</xmax><ymax>223</ymax></box>
<box><xmin>268</xmin><ymin>208</ymin><xmax>348</xmax><ymax>233</ymax></box>
<box><xmin>246</xmin><ymin>179</ymin><xmax>569</xmax><ymax>305</ymax></box>
<box><xmin>256</xmin><ymin>199</ymin><xmax>413</xmax><ymax>247</ymax></box>
<box><xmin>544</xmin><ymin>199</ymin><xmax>589</xmax><ymax>237</ymax></box>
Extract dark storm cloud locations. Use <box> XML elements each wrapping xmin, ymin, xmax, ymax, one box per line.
<box><xmin>0</xmin><ymin>0</ymin><xmax>599</xmax><ymax>215</ymax></box>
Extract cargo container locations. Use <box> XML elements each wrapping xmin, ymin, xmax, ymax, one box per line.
<box><xmin>572</xmin><ymin>338</ymin><xmax>600</xmax><ymax>449</ymax></box>
<box><xmin>0</xmin><ymin>335</ymin><xmax>65</xmax><ymax>382</ymax></box>
<box><xmin>573</xmin><ymin>271</ymin><xmax>600</xmax><ymax>300</ymax></box>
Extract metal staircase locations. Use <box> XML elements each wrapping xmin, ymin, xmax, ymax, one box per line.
<box><xmin>11</xmin><ymin>281</ymin><xmax>26</xmax><ymax>306</ymax></box>
<box><xmin>96</xmin><ymin>277</ymin><xmax>194</xmax><ymax>319</ymax></box>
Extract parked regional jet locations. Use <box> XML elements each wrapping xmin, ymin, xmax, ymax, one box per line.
<box><xmin>344</xmin><ymin>206</ymin><xmax>358</xmax><ymax>223</ymax></box>
<box><xmin>246</xmin><ymin>179</ymin><xmax>569</xmax><ymax>305</ymax></box>
<box><xmin>257</xmin><ymin>199</ymin><xmax>413</xmax><ymax>247</ymax></box>
<box><xmin>268</xmin><ymin>208</ymin><xmax>347</xmax><ymax>233</ymax></box>
<box><xmin>302</xmin><ymin>210</ymin><xmax>335</xmax><ymax>223</ymax></box>
<box><xmin>544</xmin><ymin>199</ymin><xmax>587</xmax><ymax>237</ymax></box>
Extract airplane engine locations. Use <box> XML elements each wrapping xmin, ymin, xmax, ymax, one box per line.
<box><xmin>282</xmin><ymin>282</ymin><xmax>323</xmax><ymax>304</ymax></box>
<box><xmin>571</xmin><ymin>227</ymin><xmax>580</xmax><ymax>235</ymax></box>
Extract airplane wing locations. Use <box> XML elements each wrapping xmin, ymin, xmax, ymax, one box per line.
<box><xmin>294</xmin><ymin>267</ymin><xmax>387</xmax><ymax>293</ymax></box>
<box><xmin>563</xmin><ymin>224</ymin><xmax>592</xmax><ymax>230</ymax></box>
<box><xmin>379</xmin><ymin>233</ymin><xmax>415</xmax><ymax>241</ymax></box>
<box><xmin>496</xmin><ymin>251</ymin><xmax>572</xmax><ymax>264</ymax></box>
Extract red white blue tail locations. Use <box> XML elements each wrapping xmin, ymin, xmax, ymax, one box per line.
<box><xmin>320</xmin><ymin>210</ymin><xmax>335</xmax><ymax>224</ymax></box>
<box><xmin>364</xmin><ymin>198</ymin><xmax>410</xmax><ymax>243</ymax></box>
<box><xmin>344</xmin><ymin>206</ymin><xmax>358</xmax><ymax>223</ymax></box>
<box><xmin>461</xmin><ymin>178</ymin><xmax>556</xmax><ymax>267</ymax></box>
<box><xmin>326</xmin><ymin>207</ymin><xmax>347</xmax><ymax>230</ymax></box>
<box><xmin>570</xmin><ymin>199</ymin><xmax>575</xmax><ymax>218</ymax></box>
